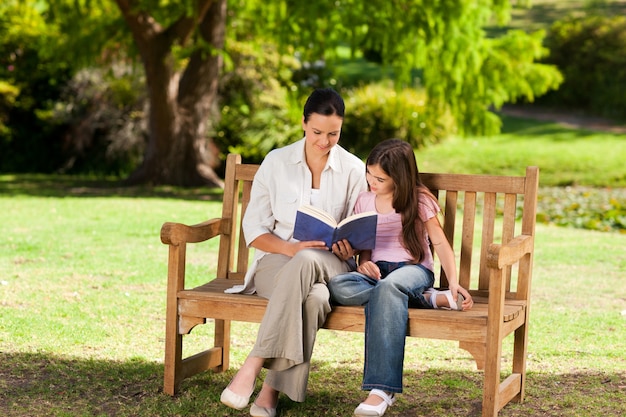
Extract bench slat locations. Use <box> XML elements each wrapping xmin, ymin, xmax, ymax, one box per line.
<box><xmin>459</xmin><ymin>191</ymin><xmax>476</xmax><ymax>289</ymax></box>
<box><xmin>421</xmin><ymin>173</ymin><xmax>526</xmax><ymax>194</ymax></box>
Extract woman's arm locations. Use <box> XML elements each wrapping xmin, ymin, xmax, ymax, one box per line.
<box><xmin>250</xmin><ymin>233</ymin><xmax>328</xmax><ymax>258</ymax></box>
<box><xmin>251</xmin><ymin>233</ymin><xmax>355</xmax><ymax>261</ymax></box>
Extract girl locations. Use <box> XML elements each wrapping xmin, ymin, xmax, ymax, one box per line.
<box><xmin>328</xmin><ymin>138</ymin><xmax>473</xmax><ymax>417</ymax></box>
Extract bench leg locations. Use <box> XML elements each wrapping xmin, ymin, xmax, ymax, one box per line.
<box><xmin>163</xmin><ymin>310</ymin><xmax>183</xmax><ymax>395</ymax></box>
<box><xmin>512</xmin><ymin>323</ymin><xmax>529</xmax><ymax>403</ymax></box>
<box><xmin>482</xmin><ymin>338</ymin><xmax>502</xmax><ymax>417</ymax></box>
<box><xmin>164</xmin><ymin>241</ymin><xmax>186</xmax><ymax>395</ymax></box>
<box><xmin>214</xmin><ymin>319</ymin><xmax>231</xmax><ymax>372</ymax></box>
<box><xmin>163</xmin><ymin>316</ymin><xmax>233</xmax><ymax>396</ymax></box>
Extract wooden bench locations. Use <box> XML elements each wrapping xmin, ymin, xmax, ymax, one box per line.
<box><xmin>160</xmin><ymin>153</ymin><xmax>539</xmax><ymax>417</ymax></box>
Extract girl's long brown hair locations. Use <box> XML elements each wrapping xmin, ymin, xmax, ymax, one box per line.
<box><xmin>366</xmin><ymin>139</ymin><xmax>438</xmax><ymax>263</ymax></box>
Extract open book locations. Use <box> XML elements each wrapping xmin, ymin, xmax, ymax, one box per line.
<box><xmin>293</xmin><ymin>205</ymin><xmax>377</xmax><ymax>250</ymax></box>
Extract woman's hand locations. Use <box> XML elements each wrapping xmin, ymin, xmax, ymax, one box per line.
<box><xmin>449</xmin><ymin>283</ymin><xmax>474</xmax><ymax>311</ymax></box>
<box><xmin>356</xmin><ymin>260</ymin><xmax>381</xmax><ymax>280</ymax></box>
<box><xmin>331</xmin><ymin>239</ymin><xmax>357</xmax><ymax>262</ymax></box>
<box><xmin>250</xmin><ymin>233</ymin><xmax>328</xmax><ymax>257</ymax></box>
<box><xmin>286</xmin><ymin>240</ymin><xmax>329</xmax><ymax>257</ymax></box>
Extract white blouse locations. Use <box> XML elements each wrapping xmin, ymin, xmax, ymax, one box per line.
<box><xmin>225</xmin><ymin>138</ymin><xmax>367</xmax><ymax>294</ymax></box>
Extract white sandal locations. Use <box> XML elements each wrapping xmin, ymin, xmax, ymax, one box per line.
<box><xmin>354</xmin><ymin>389</ymin><xmax>396</xmax><ymax>416</ymax></box>
<box><xmin>425</xmin><ymin>288</ymin><xmax>464</xmax><ymax>311</ymax></box>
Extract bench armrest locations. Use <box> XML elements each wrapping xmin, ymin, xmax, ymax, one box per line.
<box><xmin>161</xmin><ymin>218</ymin><xmax>225</xmax><ymax>245</ymax></box>
<box><xmin>486</xmin><ymin>234</ymin><xmax>534</xmax><ymax>269</ymax></box>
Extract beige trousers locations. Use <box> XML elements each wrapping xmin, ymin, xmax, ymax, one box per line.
<box><xmin>251</xmin><ymin>249</ymin><xmax>351</xmax><ymax>402</ymax></box>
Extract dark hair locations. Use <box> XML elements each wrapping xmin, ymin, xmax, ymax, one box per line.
<box><xmin>303</xmin><ymin>88</ymin><xmax>345</xmax><ymax>122</ymax></box>
<box><xmin>366</xmin><ymin>139</ymin><xmax>438</xmax><ymax>263</ymax></box>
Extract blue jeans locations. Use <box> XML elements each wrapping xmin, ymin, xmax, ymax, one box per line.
<box><xmin>328</xmin><ymin>262</ymin><xmax>435</xmax><ymax>393</ymax></box>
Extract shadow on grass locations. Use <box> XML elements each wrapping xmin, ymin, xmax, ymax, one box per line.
<box><xmin>0</xmin><ymin>174</ymin><xmax>223</xmax><ymax>201</ymax></box>
<box><xmin>1</xmin><ymin>351</ymin><xmax>624</xmax><ymax>417</ymax></box>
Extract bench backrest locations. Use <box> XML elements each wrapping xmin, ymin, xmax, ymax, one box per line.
<box><xmin>217</xmin><ymin>153</ymin><xmax>539</xmax><ymax>301</ymax></box>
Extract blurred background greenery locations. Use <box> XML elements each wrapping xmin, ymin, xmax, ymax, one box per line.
<box><xmin>1</xmin><ymin>0</ymin><xmax>625</xmax><ymax>232</ymax></box>
<box><xmin>1</xmin><ymin>1</ymin><xmax>624</xmax><ymax>175</ymax></box>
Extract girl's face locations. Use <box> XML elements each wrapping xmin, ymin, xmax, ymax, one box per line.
<box><xmin>366</xmin><ymin>163</ymin><xmax>395</xmax><ymax>197</ymax></box>
<box><xmin>302</xmin><ymin>113</ymin><xmax>343</xmax><ymax>157</ymax></box>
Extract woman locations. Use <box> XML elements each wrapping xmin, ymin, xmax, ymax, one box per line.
<box><xmin>329</xmin><ymin>139</ymin><xmax>473</xmax><ymax>416</ymax></box>
<box><xmin>221</xmin><ymin>88</ymin><xmax>367</xmax><ymax>417</ymax></box>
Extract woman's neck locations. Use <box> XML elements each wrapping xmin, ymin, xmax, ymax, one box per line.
<box><xmin>306</xmin><ymin>153</ymin><xmax>328</xmax><ymax>190</ymax></box>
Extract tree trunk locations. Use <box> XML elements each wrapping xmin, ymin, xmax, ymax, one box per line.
<box><xmin>118</xmin><ymin>0</ymin><xmax>226</xmax><ymax>187</ymax></box>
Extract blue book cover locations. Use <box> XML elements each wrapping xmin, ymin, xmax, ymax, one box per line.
<box><xmin>293</xmin><ymin>205</ymin><xmax>377</xmax><ymax>250</ymax></box>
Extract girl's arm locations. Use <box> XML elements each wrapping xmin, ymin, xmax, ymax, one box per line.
<box><xmin>357</xmin><ymin>249</ymin><xmax>372</xmax><ymax>265</ymax></box>
<box><xmin>425</xmin><ymin>217</ymin><xmax>474</xmax><ymax>310</ymax></box>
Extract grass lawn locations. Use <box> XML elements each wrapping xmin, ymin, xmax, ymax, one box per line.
<box><xmin>417</xmin><ymin>115</ymin><xmax>626</xmax><ymax>188</ymax></box>
<box><xmin>1</xmin><ymin>118</ymin><xmax>625</xmax><ymax>415</ymax></box>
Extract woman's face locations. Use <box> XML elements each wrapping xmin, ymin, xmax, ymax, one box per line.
<box><xmin>302</xmin><ymin>113</ymin><xmax>343</xmax><ymax>157</ymax></box>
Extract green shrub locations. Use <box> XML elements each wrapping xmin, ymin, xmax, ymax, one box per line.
<box><xmin>214</xmin><ymin>40</ymin><xmax>303</xmax><ymax>164</ymax></box>
<box><xmin>0</xmin><ymin>7</ymin><xmax>71</xmax><ymax>173</ymax></box>
<box><xmin>51</xmin><ymin>66</ymin><xmax>147</xmax><ymax>177</ymax></box>
<box><xmin>340</xmin><ymin>82</ymin><xmax>456</xmax><ymax>159</ymax></box>
<box><xmin>0</xmin><ymin>80</ymin><xmax>18</xmax><ymax>137</ymax></box>
<box><xmin>539</xmin><ymin>15</ymin><xmax>626</xmax><ymax>120</ymax></box>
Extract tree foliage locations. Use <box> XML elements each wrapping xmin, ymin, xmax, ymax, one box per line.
<box><xmin>0</xmin><ymin>1</ymin><xmax>70</xmax><ymax>171</ymax></box>
<box><xmin>213</xmin><ymin>40</ymin><xmax>302</xmax><ymax>162</ymax></box>
<box><xmin>1</xmin><ymin>0</ymin><xmax>563</xmax><ymax>184</ymax></box>
<box><xmin>232</xmin><ymin>0</ymin><xmax>561</xmax><ymax>136</ymax></box>
<box><xmin>0</xmin><ymin>0</ymin><xmax>129</xmax><ymax>172</ymax></box>
<box><xmin>540</xmin><ymin>14</ymin><xmax>626</xmax><ymax>119</ymax></box>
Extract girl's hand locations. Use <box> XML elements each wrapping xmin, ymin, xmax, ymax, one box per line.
<box><xmin>449</xmin><ymin>283</ymin><xmax>474</xmax><ymax>311</ymax></box>
<box><xmin>356</xmin><ymin>260</ymin><xmax>381</xmax><ymax>280</ymax></box>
